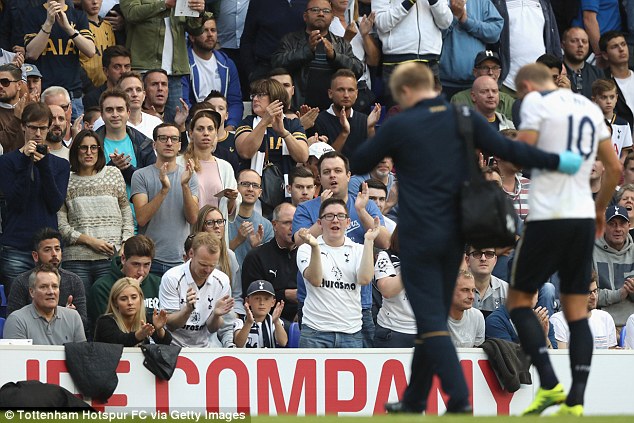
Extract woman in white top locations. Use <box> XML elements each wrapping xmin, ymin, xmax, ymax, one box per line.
<box><xmin>180</xmin><ymin>110</ymin><xmax>239</xmax><ymax>240</ymax></box>
<box><xmin>58</xmin><ymin>130</ymin><xmax>134</xmax><ymax>293</ymax></box>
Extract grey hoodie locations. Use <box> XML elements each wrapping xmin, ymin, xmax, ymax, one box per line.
<box><xmin>593</xmin><ymin>234</ymin><xmax>634</xmax><ymax>326</ymax></box>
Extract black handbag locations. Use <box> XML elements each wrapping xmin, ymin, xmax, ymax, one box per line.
<box><xmin>140</xmin><ymin>344</ymin><xmax>182</xmax><ymax>381</ymax></box>
<box><xmin>455</xmin><ymin>105</ymin><xmax>517</xmax><ymax>248</ymax></box>
<box><xmin>259</xmin><ymin>136</ymin><xmax>286</xmax><ymax>209</ymax></box>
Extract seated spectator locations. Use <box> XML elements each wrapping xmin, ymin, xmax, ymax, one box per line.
<box><xmin>363</xmin><ymin>179</ymin><xmax>396</xmax><ymax>233</ymax></box>
<box><xmin>497</xmin><ymin>129</ymin><xmax>531</xmax><ymax>222</ymax></box>
<box><xmin>57</xmin><ymin>129</ymin><xmax>134</xmax><ymax>292</ymax></box>
<box><xmin>191</xmin><ymin>205</ymin><xmax>244</xmax><ymax>315</ymax></box>
<box><xmin>140</xmin><ymin>69</ymin><xmax>169</xmax><ymax>122</ymax></box>
<box><xmin>348</xmin><ymin>156</ymin><xmax>397</xmax><ymax>218</ymax></box>
<box><xmin>550</xmin><ymin>276</ymin><xmax>617</xmax><ymax>349</ymax></box>
<box><xmin>451</xmin><ymin>51</ymin><xmax>515</xmax><ymax>121</ymax></box>
<box><xmin>235</xmin><ymin>79</ymin><xmax>308</xmax><ymax>216</ymax></box>
<box><xmin>7</xmin><ymin>228</ymin><xmax>87</xmax><ymax>329</ymax></box>
<box><xmin>233</xmin><ymin>280</ymin><xmax>287</xmax><ymax>348</ymax></box>
<box><xmin>591</xmin><ymin>79</ymin><xmax>633</xmax><ymax>161</ymax></box>
<box><xmin>41</xmin><ymin>86</ymin><xmax>74</xmax><ymax>147</ymax></box>
<box><xmin>536</xmin><ymin>53</ymin><xmax>571</xmax><ymax>89</ymax></box>
<box><xmin>562</xmin><ymin>27</ymin><xmax>603</xmax><ymax>99</ymax></box>
<box><xmin>3</xmin><ymin>263</ymin><xmax>86</xmax><ymax>344</ymax></box>
<box><xmin>25</xmin><ymin>64</ymin><xmax>43</xmax><ymax>98</ymax></box>
<box><xmin>286</xmin><ymin>166</ymin><xmax>316</xmax><ymax>207</ymax></box>
<box><xmin>465</xmin><ymin>246</ymin><xmax>508</xmax><ymax>319</ymax></box>
<box><xmin>374</xmin><ymin>227</ymin><xmax>416</xmax><ymax>348</ymax></box>
<box><xmin>131</xmin><ymin>123</ymin><xmax>199</xmax><ymax>276</ymax></box>
<box><xmin>183</xmin><ymin>12</ymin><xmax>243</xmax><ymax>130</ymax></box>
<box><xmin>616</xmin><ymin>185</ymin><xmax>634</xmax><ymax>235</ymax></box>
<box><xmin>241</xmin><ymin>203</ymin><xmax>298</xmax><ymax>324</ymax></box>
<box><xmin>89</xmin><ymin>235</ymin><xmax>161</xmax><ymax>334</ymax></box>
<box><xmin>307</xmin><ymin>69</ymin><xmax>381</xmax><ymax>158</ymax></box>
<box><xmin>159</xmin><ymin>232</ymin><xmax>235</xmax><ymax>348</ymax></box>
<box><xmin>94</xmin><ymin>277</ymin><xmax>172</xmax><ymax>345</ymax></box>
<box><xmin>570</xmin><ymin>0</ymin><xmax>622</xmax><ymax>67</ymax></box>
<box><xmin>485</xmin><ymin>291</ymin><xmax>556</xmax><ymax>349</ymax></box>
<box><xmin>0</xmin><ymin>63</ymin><xmax>26</xmax><ymax>153</ymax></box>
<box><xmin>305</xmin><ymin>142</ymin><xmax>334</xmax><ymax>194</ymax></box>
<box><xmin>82</xmin><ymin>45</ymin><xmax>131</xmax><ymax>111</ymax></box>
<box><xmin>79</xmin><ymin>0</ymin><xmax>116</xmax><ymax>92</ymax></box>
<box><xmin>471</xmin><ymin>76</ymin><xmax>515</xmax><ymax>131</ymax></box>
<box><xmin>45</xmin><ymin>105</ymin><xmax>70</xmax><ymax>161</ymax></box>
<box><xmin>295</xmin><ymin>198</ymin><xmax>379</xmax><ymax>348</ymax></box>
<box><xmin>229</xmin><ymin>170</ymin><xmax>274</xmax><ymax>266</ymax></box>
<box><xmin>594</xmin><ymin>205</ymin><xmax>634</xmax><ymax>330</ymax></box>
<box><xmin>270</xmin><ymin>0</ymin><xmax>363</xmax><ymax>109</ymax></box>
<box><xmin>601</xmin><ymin>31</ymin><xmax>634</xmax><ymax>130</ymax></box>
<box><xmin>624</xmin><ymin>152</ymin><xmax>634</xmax><ymax>186</ymax></box>
<box><xmin>269</xmin><ymin>68</ymin><xmax>320</xmax><ymax>129</ymax></box>
<box><xmin>0</xmin><ymin>102</ymin><xmax>70</xmax><ymax>293</ymax></box>
<box><xmin>448</xmin><ymin>270</ymin><xmax>485</xmax><ymax>348</ymax></box>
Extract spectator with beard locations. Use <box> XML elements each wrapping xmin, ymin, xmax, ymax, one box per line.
<box><xmin>349</xmin><ymin>156</ymin><xmax>397</xmax><ymax>217</ymax></box>
<box><xmin>41</xmin><ymin>86</ymin><xmax>74</xmax><ymax>148</ymax></box>
<box><xmin>0</xmin><ymin>63</ymin><xmax>26</xmax><ymax>153</ymax></box>
<box><xmin>45</xmin><ymin>105</ymin><xmax>70</xmax><ymax>161</ymax></box>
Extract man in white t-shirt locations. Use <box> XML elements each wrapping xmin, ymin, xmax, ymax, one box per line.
<box><xmin>295</xmin><ymin>198</ymin><xmax>379</xmax><ymax>347</ymax></box>
<box><xmin>159</xmin><ymin>232</ymin><xmax>235</xmax><ymax>348</ymax></box>
<box><xmin>550</xmin><ymin>278</ymin><xmax>617</xmax><ymax>349</ymax></box>
<box><xmin>448</xmin><ymin>270</ymin><xmax>485</xmax><ymax>348</ymax></box>
<box><xmin>92</xmin><ymin>72</ymin><xmax>163</xmax><ymax>140</ymax></box>
<box><xmin>507</xmin><ymin>63</ymin><xmax>621</xmax><ymax>416</ymax></box>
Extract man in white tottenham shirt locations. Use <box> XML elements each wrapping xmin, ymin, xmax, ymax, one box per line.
<box><xmin>550</xmin><ymin>277</ymin><xmax>617</xmax><ymax>349</ymax></box>
<box><xmin>159</xmin><ymin>232</ymin><xmax>235</xmax><ymax>347</ymax></box>
<box><xmin>92</xmin><ymin>72</ymin><xmax>163</xmax><ymax>140</ymax></box>
<box><xmin>295</xmin><ymin>198</ymin><xmax>379</xmax><ymax>348</ymax></box>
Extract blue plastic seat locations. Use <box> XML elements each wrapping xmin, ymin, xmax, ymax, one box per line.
<box><xmin>288</xmin><ymin>322</ymin><xmax>300</xmax><ymax>348</ymax></box>
<box><xmin>620</xmin><ymin>326</ymin><xmax>627</xmax><ymax>348</ymax></box>
<box><xmin>0</xmin><ymin>284</ymin><xmax>7</xmax><ymax>318</ymax></box>
<box><xmin>0</xmin><ymin>317</ymin><xmax>5</xmax><ymax>339</ymax></box>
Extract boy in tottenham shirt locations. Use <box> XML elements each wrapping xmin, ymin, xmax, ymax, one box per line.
<box><xmin>234</xmin><ymin>280</ymin><xmax>287</xmax><ymax>348</ymax></box>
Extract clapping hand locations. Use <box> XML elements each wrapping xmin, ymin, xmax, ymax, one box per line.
<box><xmin>271</xmin><ymin>300</ymin><xmax>284</xmax><ymax>323</ymax></box>
<box><xmin>214</xmin><ymin>295</ymin><xmax>235</xmax><ymax>316</ymax></box>
<box><xmin>364</xmin><ymin>216</ymin><xmax>381</xmax><ymax>241</ymax></box>
<box><xmin>152</xmin><ymin>309</ymin><xmax>168</xmax><ymax>331</ymax></box>
<box><xmin>297</xmin><ymin>228</ymin><xmax>317</xmax><ymax>247</ymax></box>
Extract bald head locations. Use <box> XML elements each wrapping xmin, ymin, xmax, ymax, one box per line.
<box><xmin>471</xmin><ymin>76</ymin><xmax>499</xmax><ymax>116</ymax></box>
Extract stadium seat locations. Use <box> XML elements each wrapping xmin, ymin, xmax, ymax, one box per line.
<box><xmin>0</xmin><ymin>284</ymin><xmax>7</xmax><ymax>318</ymax></box>
<box><xmin>288</xmin><ymin>322</ymin><xmax>300</xmax><ymax>348</ymax></box>
<box><xmin>0</xmin><ymin>317</ymin><xmax>5</xmax><ymax>339</ymax></box>
<box><xmin>620</xmin><ymin>326</ymin><xmax>627</xmax><ymax>348</ymax></box>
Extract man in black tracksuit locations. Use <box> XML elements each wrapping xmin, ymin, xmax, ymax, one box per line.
<box><xmin>349</xmin><ymin>62</ymin><xmax>581</xmax><ymax>414</ymax></box>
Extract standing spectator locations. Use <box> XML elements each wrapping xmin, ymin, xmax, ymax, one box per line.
<box><xmin>296</xmin><ymin>198</ymin><xmax>379</xmax><ymax>347</ymax></box>
<box><xmin>213</xmin><ymin>0</ymin><xmax>250</xmax><ymax>100</ymax></box>
<box><xmin>0</xmin><ymin>63</ymin><xmax>26</xmax><ymax>153</ymax></box>
<box><xmin>286</xmin><ymin>166</ymin><xmax>316</xmax><ymax>207</ymax></box>
<box><xmin>45</xmin><ymin>105</ymin><xmax>70</xmax><ymax>161</ymax></box>
<box><xmin>448</xmin><ymin>270</ymin><xmax>485</xmax><ymax>348</ymax></box>
<box><xmin>571</xmin><ymin>0</ymin><xmax>621</xmax><ymax>68</ymax></box>
<box><xmin>94</xmin><ymin>277</ymin><xmax>172</xmax><ymax>345</ymax></box>
<box><xmin>374</xmin><ymin>227</ymin><xmax>416</xmax><ymax>348</ymax></box>
<box><xmin>241</xmin><ymin>203</ymin><xmax>299</xmax><ymax>324</ymax></box>
<box><xmin>119</xmin><ymin>0</ymin><xmax>205</xmax><ymax>123</ymax></box>
<box><xmin>183</xmin><ymin>12</ymin><xmax>243</xmax><ymax>130</ymax></box>
<box><xmin>141</xmin><ymin>69</ymin><xmax>169</xmax><ymax>121</ymax></box>
<box><xmin>592</xmin><ymin>79</ymin><xmax>633</xmax><ymax>161</ymax></box>
<box><xmin>562</xmin><ymin>27</ymin><xmax>603</xmax><ymax>99</ymax></box>
<box><xmin>180</xmin><ymin>111</ymin><xmax>238</xmax><ymax>226</ymax></box>
<box><xmin>131</xmin><ymin>123</ymin><xmax>199</xmax><ymax>276</ymax></box>
<box><xmin>25</xmin><ymin>64</ymin><xmax>43</xmax><ymax>97</ymax></box>
<box><xmin>348</xmin><ymin>157</ymin><xmax>397</xmax><ymax>217</ymax></box>
<box><xmin>600</xmin><ymin>31</ymin><xmax>634</xmax><ymax>129</ymax></box>
<box><xmin>7</xmin><ymin>228</ymin><xmax>87</xmax><ymax>330</ymax></box>
<box><xmin>271</xmin><ymin>0</ymin><xmax>363</xmax><ymax>110</ymax></box>
<box><xmin>240</xmin><ymin>0</ymin><xmax>308</xmax><ymax>82</ymax></box>
<box><xmin>95</xmin><ymin>88</ymin><xmax>156</xmax><ymax>186</ymax></box>
<box><xmin>82</xmin><ymin>45</ymin><xmax>132</xmax><ymax>111</ymax></box>
<box><xmin>80</xmin><ymin>0</ymin><xmax>116</xmax><ymax>91</ymax></box>
<box><xmin>229</xmin><ymin>170</ymin><xmax>274</xmax><ymax>266</ymax></box>
<box><xmin>373</xmin><ymin>0</ymin><xmax>453</xmax><ymax>105</ymax></box>
<box><xmin>204</xmin><ymin>91</ymin><xmax>242</xmax><ymax>175</ymax></box>
<box><xmin>439</xmin><ymin>0</ymin><xmax>504</xmax><ymax>99</ymax></box>
<box><xmin>41</xmin><ymin>86</ymin><xmax>74</xmax><ymax>148</ymax></box>
<box><xmin>0</xmin><ymin>102</ymin><xmax>70</xmax><ymax>293</ymax></box>
<box><xmin>3</xmin><ymin>263</ymin><xmax>86</xmax><ymax>344</ymax></box>
<box><xmin>191</xmin><ymin>205</ymin><xmax>244</xmax><ymax>315</ymax></box>
<box><xmin>23</xmin><ymin>0</ymin><xmax>96</xmax><ymax>120</ymax></box>
<box><xmin>57</xmin><ymin>129</ymin><xmax>133</xmax><ymax>293</ymax></box>
<box><xmin>159</xmin><ymin>232</ymin><xmax>234</xmax><ymax>348</ymax></box>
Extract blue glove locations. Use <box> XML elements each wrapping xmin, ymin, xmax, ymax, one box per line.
<box><xmin>557</xmin><ymin>151</ymin><xmax>583</xmax><ymax>174</ymax></box>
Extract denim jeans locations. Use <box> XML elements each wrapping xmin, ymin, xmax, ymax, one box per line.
<box><xmin>164</xmin><ymin>75</ymin><xmax>183</xmax><ymax>124</ymax></box>
<box><xmin>298</xmin><ymin>325</ymin><xmax>364</xmax><ymax>348</ymax></box>
<box><xmin>62</xmin><ymin>259</ymin><xmax>111</xmax><ymax>294</ymax></box>
<box><xmin>361</xmin><ymin>308</ymin><xmax>375</xmax><ymax>348</ymax></box>
<box><xmin>374</xmin><ymin>324</ymin><xmax>416</xmax><ymax>348</ymax></box>
<box><xmin>71</xmin><ymin>97</ymin><xmax>84</xmax><ymax>123</ymax></box>
<box><xmin>0</xmin><ymin>246</ymin><xmax>35</xmax><ymax>296</ymax></box>
<box><xmin>150</xmin><ymin>259</ymin><xmax>181</xmax><ymax>278</ymax></box>
<box><xmin>538</xmin><ymin>282</ymin><xmax>557</xmax><ymax>316</ymax></box>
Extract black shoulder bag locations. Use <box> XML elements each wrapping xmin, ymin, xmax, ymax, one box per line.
<box><xmin>259</xmin><ymin>133</ymin><xmax>286</xmax><ymax>210</ymax></box>
<box><xmin>455</xmin><ymin>105</ymin><xmax>517</xmax><ymax>248</ymax></box>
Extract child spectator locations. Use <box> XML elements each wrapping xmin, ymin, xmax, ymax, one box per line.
<box><xmin>233</xmin><ymin>280</ymin><xmax>287</xmax><ymax>348</ymax></box>
<box><xmin>592</xmin><ymin>79</ymin><xmax>633</xmax><ymax>161</ymax></box>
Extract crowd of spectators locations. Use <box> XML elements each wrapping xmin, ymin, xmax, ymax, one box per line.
<box><xmin>2</xmin><ymin>0</ymin><xmax>634</xmax><ymax>352</ymax></box>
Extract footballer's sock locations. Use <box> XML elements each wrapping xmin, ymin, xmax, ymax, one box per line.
<box><xmin>566</xmin><ymin>318</ymin><xmax>593</xmax><ymax>406</ymax></box>
<box><xmin>510</xmin><ymin>307</ymin><xmax>559</xmax><ymax>389</ymax></box>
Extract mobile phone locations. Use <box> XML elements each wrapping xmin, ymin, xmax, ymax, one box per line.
<box><xmin>35</xmin><ymin>144</ymin><xmax>49</xmax><ymax>155</ymax></box>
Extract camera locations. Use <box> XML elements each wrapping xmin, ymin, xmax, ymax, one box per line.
<box><xmin>35</xmin><ymin>144</ymin><xmax>48</xmax><ymax>155</ymax></box>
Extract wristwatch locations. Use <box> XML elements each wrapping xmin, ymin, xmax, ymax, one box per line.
<box><xmin>69</xmin><ymin>30</ymin><xmax>80</xmax><ymax>40</ymax></box>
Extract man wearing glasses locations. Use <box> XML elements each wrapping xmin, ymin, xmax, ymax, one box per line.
<box><xmin>465</xmin><ymin>246</ymin><xmax>508</xmax><ymax>319</ymax></box>
<box><xmin>229</xmin><ymin>169</ymin><xmax>274</xmax><ymax>266</ymax></box>
<box><xmin>0</xmin><ymin>102</ymin><xmax>70</xmax><ymax>295</ymax></box>
<box><xmin>0</xmin><ymin>63</ymin><xmax>25</xmax><ymax>153</ymax></box>
<box><xmin>271</xmin><ymin>0</ymin><xmax>363</xmax><ymax>110</ymax></box>
<box><xmin>131</xmin><ymin>123</ymin><xmax>199</xmax><ymax>277</ymax></box>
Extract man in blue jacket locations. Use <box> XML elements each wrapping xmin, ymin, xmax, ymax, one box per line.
<box><xmin>183</xmin><ymin>12</ymin><xmax>243</xmax><ymax>130</ymax></box>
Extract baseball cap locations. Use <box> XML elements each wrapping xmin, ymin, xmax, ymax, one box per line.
<box><xmin>24</xmin><ymin>64</ymin><xmax>42</xmax><ymax>78</ymax></box>
<box><xmin>246</xmin><ymin>280</ymin><xmax>275</xmax><ymax>297</ymax></box>
<box><xmin>605</xmin><ymin>205</ymin><xmax>630</xmax><ymax>222</ymax></box>
<box><xmin>474</xmin><ymin>51</ymin><xmax>501</xmax><ymax>68</ymax></box>
<box><xmin>308</xmin><ymin>142</ymin><xmax>334</xmax><ymax>159</ymax></box>
<box><xmin>185</xmin><ymin>11</ymin><xmax>215</xmax><ymax>37</ymax></box>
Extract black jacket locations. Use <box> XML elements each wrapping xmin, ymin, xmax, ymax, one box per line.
<box><xmin>96</xmin><ymin>125</ymin><xmax>156</xmax><ymax>185</ymax></box>
<box><xmin>604</xmin><ymin>67</ymin><xmax>634</xmax><ymax>129</ymax></box>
